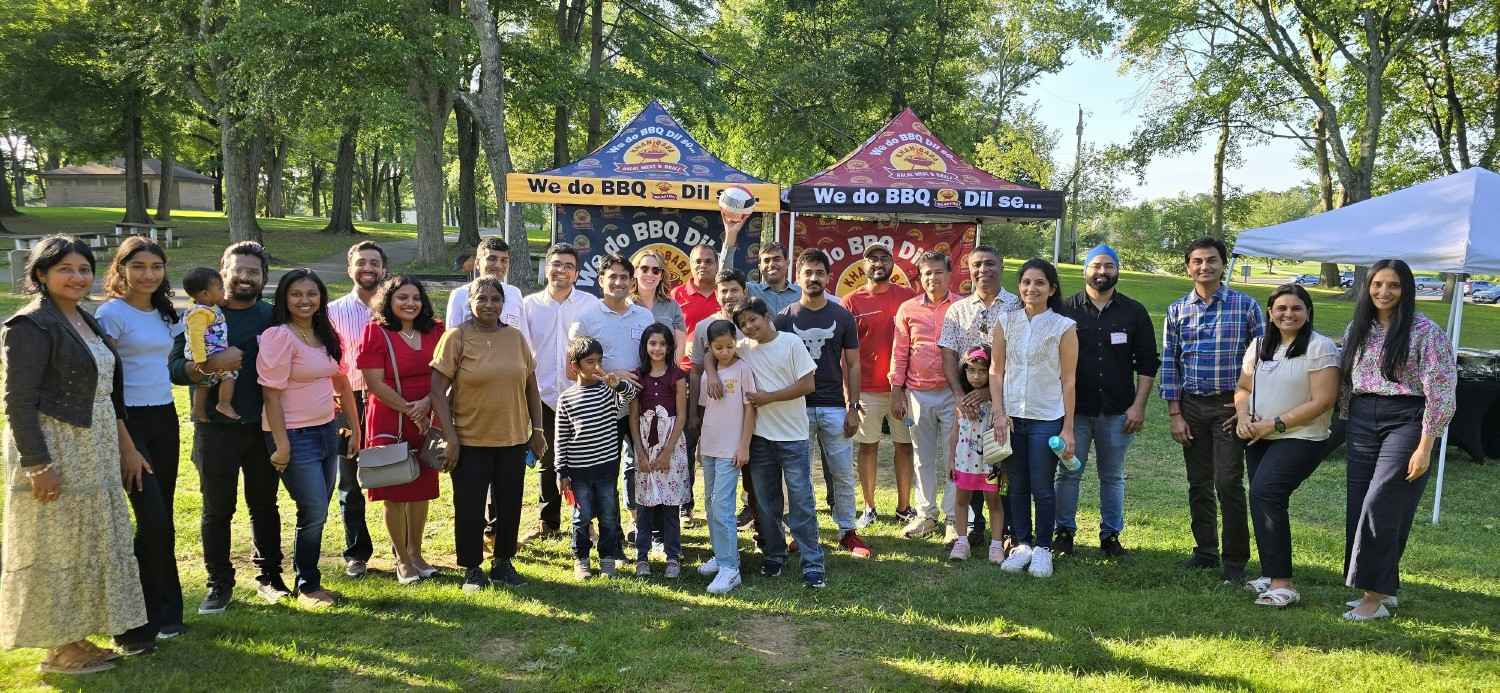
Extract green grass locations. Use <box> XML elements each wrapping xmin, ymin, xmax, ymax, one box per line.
<box><xmin>0</xmin><ymin>239</ymin><xmax>1498</xmax><ymax>691</ymax></box>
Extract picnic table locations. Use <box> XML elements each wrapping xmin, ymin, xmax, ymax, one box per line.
<box><xmin>5</xmin><ymin>232</ymin><xmax>115</xmax><ymax>251</ymax></box>
<box><xmin>113</xmin><ymin>222</ymin><xmax>178</xmax><ymax>245</ymax></box>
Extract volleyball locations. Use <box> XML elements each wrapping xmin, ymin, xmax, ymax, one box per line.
<box><xmin>718</xmin><ymin>185</ymin><xmax>756</xmax><ymax>221</ymax></box>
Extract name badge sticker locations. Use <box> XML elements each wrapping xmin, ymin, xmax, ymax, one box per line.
<box><xmin>1260</xmin><ymin>361</ymin><xmax>1279</xmax><ymax>372</ymax></box>
<box><xmin>1110</xmin><ymin>331</ymin><xmax>1128</xmax><ymax>345</ymax></box>
<box><xmin>630</xmin><ymin>327</ymin><xmax>644</xmax><ymax>340</ymax></box>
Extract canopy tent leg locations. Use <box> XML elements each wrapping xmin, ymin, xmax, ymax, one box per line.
<box><xmin>788</xmin><ymin>211</ymin><xmax>797</xmax><ymax>259</ymax></box>
<box><xmin>1054</xmin><ymin>218</ymin><xmax>1063</xmax><ymax>264</ymax></box>
<box><xmin>1432</xmin><ymin>281</ymin><xmax>1467</xmax><ymax>524</ymax></box>
<box><xmin>773</xmin><ymin>211</ymin><xmax>780</xmax><ymax>248</ymax></box>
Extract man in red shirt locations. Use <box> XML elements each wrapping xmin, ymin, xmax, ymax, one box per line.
<box><xmin>841</xmin><ymin>241</ymin><xmax>917</xmax><ymax>528</ymax></box>
<box><xmin>673</xmin><ymin>243</ymin><xmax>721</xmax><ymax>370</ymax></box>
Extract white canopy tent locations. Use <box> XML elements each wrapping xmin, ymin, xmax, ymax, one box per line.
<box><xmin>1232</xmin><ymin>166</ymin><xmax>1500</xmax><ymax>523</ymax></box>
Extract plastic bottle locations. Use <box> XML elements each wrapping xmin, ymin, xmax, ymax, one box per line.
<box><xmin>1049</xmin><ymin>436</ymin><xmax>1082</xmax><ymax>472</ymax></box>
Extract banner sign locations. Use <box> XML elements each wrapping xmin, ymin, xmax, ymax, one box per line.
<box><xmin>508</xmin><ymin>174</ymin><xmax>780</xmax><ymax>212</ymax></box>
<box><xmin>787</xmin><ymin>215</ymin><xmax>977</xmax><ymax>297</ymax></box>
<box><xmin>788</xmin><ymin>184</ymin><xmax>1062</xmax><ymax>219</ymax></box>
<box><xmin>556</xmin><ymin>204</ymin><xmax>762</xmax><ymax>296</ymax></box>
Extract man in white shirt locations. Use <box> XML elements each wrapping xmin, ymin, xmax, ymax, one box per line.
<box><xmin>446</xmin><ymin>236</ymin><xmax>529</xmax><ymax>345</ymax></box>
<box><xmin>520</xmin><ymin>243</ymin><xmax>598</xmax><ymax>541</ymax></box>
<box><xmin>325</xmin><ymin>241</ymin><xmax>387</xmax><ymax>578</ymax></box>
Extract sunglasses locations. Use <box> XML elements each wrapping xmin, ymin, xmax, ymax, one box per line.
<box><xmin>639</xmin><ymin>266</ymin><xmax>664</xmax><ymax>275</ymax></box>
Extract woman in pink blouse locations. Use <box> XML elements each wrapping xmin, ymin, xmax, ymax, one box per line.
<box><xmin>1338</xmin><ymin>259</ymin><xmax>1456</xmax><ymax>621</ymax></box>
<box><xmin>258</xmin><ymin>269</ymin><xmax>360</xmax><ymax>610</ymax></box>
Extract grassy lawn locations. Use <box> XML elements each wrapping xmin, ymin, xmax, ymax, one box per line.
<box><xmin>0</xmin><ymin>246</ymin><xmax>1498</xmax><ymax>690</ymax></box>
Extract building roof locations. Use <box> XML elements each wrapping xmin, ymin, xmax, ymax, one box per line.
<box><xmin>40</xmin><ymin>158</ymin><xmax>214</xmax><ymax>183</ymax></box>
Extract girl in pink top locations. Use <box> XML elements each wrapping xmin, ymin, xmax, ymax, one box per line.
<box><xmin>256</xmin><ymin>269</ymin><xmax>359</xmax><ymax>609</ymax></box>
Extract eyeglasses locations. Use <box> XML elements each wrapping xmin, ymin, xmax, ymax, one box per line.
<box><xmin>639</xmin><ymin>266</ymin><xmax>663</xmax><ymax>275</ymax></box>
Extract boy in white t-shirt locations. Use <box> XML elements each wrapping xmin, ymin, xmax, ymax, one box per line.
<box><xmin>708</xmin><ymin>297</ymin><xmax>826</xmax><ymax>588</ymax></box>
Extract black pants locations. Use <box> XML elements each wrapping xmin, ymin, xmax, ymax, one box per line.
<box><xmin>1180</xmin><ymin>392</ymin><xmax>1250</xmax><ymax>567</ymax></box>
<box><xmin>337</xmin><ymin>393</ymin><xmax>372</xmax><ymax>563</ymax></box>
<box><xmin>193</xmin><ymin>422</ymin><xmax>283</xmax><ymax>588</ymax></box>
<box><xmin>454</xmin><ymin>444</ymin><xmax>528</xmax><ymax>568</ymax></box>
<box><xmin>1345</xmin><ymin>395</ymin><xmax>1430</xmax><ymax>596</ymax></box>
<box><xmin>119</xmin><ymin>404</ymin><xmax>182</xmax><ymax>642</ymax></box>
<box><xmin>535</xmin><ymin>404</ymin><xmax>561</xmax><ymax>528</ymax></box>
<box><xmin>1247</xmin><ymin>437</ymin><xmax>1324</xmax><ymax>579</ymax></box>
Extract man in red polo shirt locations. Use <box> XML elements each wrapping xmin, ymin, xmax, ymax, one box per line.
<box><xmin>674</xmin><ymin>243</ymin><xmax>721</xmax><ymax>370</ymax></box>
<box><xmin>841</xmin><ymin>240</ymin><xmax>917</xmax><ymax>529</ymax></box>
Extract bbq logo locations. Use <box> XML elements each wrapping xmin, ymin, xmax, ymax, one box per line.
<box><xmin>632</xmin><ymin>243</ymin><xmax>691</xmax><ymax>288</ymax></box>
<box><xmin>618</xmin><ymin>137</ymin><xmax>687</xmax><ymax>174</ymax></box>
<box><xmin>886</xmin><ymin>143</ymin><xmax>960</xmax><ymax>182</ymax></box>
<box><xmin>651</xmin><ymin>182</ymin><xmax>678</xmax><ymax>201</ymax></box>
<box><xmin>935</xmin><ymin>188</ymin><xmax>960</xmax><ymax>208</ymax></box>
<box><xmin>836</xmin><ymin>262</ymin><xmax>911</xmax><ymax>297</ymax></box>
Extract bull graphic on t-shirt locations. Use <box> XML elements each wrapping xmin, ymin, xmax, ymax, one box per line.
<box><xmin>793</xmin><ymin>324</ymin><xmax>837</xmax><ymax>360</ymax></box>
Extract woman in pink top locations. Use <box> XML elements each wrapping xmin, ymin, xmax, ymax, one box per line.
<box><xmin>258</xmin><ymin>269</ymin><xmax>359</xmax><ymax>609</ymax></box>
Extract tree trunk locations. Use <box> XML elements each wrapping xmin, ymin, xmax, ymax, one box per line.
<box><xmin>461</xmin><ymin>0</ymin><xmax>534</xmax><ymax>290</ymax></box>
<box><xmin>1209</xmin><ymin>110</ymin><xmax>1228</xmax><ymax>239</ymax></box>
<box><xmin>585</xmin><ymin>0</ymin><xmax>604</xmax><ymax>150</ymax></box>
<box><xmin>1313</xmin><ymin>113</ymin><xmax>1341</xmax><ymax>289</ymax></box>
<box><xmin>309</xmin><ymin>150</ymin><xmax>324</xmax><ymax>218</ymax></box>
<box><xmin>122</xmin><ymin>110</ymin><xmax>151</xmax><ymax>224</ymax></box>
<box><xmin>455</xmin><ymin>107</ymin><xmax>482</xmax><ymax>250</ymax></box>
<box><xmin>264</xmin><ymin>136</ymin><xmax>288</xmax><ymax>218</ymax></box>
<box><xmin>210</xmin><ymin>155</ymin><xmax>223</xmax><ymax>212</ymax></box>
<box><xmin>32</xmin><ymin>150</ymin><xmax>46</xmax><ymax>199</ymax></box>
<box><xmin>0</xmin><ymin>150</ymin><xmax>18</xmax><ymax>217</ymax></box>
<box><xmin>362</xmin><ymin>147</ymin><xmax>383</xmax><ymax>222</ymax></box>
<box><xmin>10</xmin><ymin>150</ymin><xmax>22</xmax><ymax>209</ymax></box>
<box><xmin>222</xmin><ymin>116</ymin><xmax>266</xmax><ymax>243</ymax></box>
<box><xmin>410</xmin><ymin>113</ymin><xmax>448</xmax><ymax>265</ymax></box>
<box><xmin>154</xmin><ymin>137</ymin><xmax>175</xmax><ymax>221</ymax></box>
<box><xmin>321</xmin><ymin>118</ymin><xmax>361</xmax><ymax>234</ymax></box>
<box><xmin>388</xmin><ymin>168</ymin><xmax>403</xmax><ymax>223</ymax></box>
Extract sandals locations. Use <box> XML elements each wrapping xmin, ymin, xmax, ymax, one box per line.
<box><xmin>1244</xmin><ymin>577</ymin><xmax>1272</xmax><ymax>594</ymax></box>
<box><xmin>1254</xmin><ymin>587</ymin><xmax>1300</xmax><ymax>608</ymax></box>
<box><xmin>37</xmin><ymin>642</ymin><xmax>116</xmax><ymax>675</ymax></box>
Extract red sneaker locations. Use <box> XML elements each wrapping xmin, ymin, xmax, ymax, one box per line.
<box><xmin>839</xmin><ymin>530</ymin><xmax>873</xmax><ymax>558</ymax></box>
<box><xmin>788</xmin><ymin>539</ymin><xmax>800</xmax><ymax>553</ymax></box>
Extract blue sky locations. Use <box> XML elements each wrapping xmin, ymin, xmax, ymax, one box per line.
<box><xmin>1030</xmin><ymin>50</ymin><xmax>1308</xmax><ymax>203</ymax></box>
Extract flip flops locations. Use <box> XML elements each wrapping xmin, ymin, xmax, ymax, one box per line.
<box><xmin>1342</xmin><ymin>604</ymin><xmax>1391</xmax><ymax>621</ymax></box>
<box><xmin>1254</xmin><ymin>587</ymin><xmax>1300</xmax><ymax>608</ymax></box>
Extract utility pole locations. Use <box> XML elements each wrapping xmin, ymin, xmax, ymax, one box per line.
<box><xmin>1068</xmin><ymin>106</ymin><xmax>1083</xmax><ymax>265</ymax></box>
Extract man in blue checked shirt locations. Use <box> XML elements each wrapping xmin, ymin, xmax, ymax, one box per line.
<box><xmin>1159</xmin><ymin>237</ymin><xmax>1264</xmax><ymax>584</ymax></box>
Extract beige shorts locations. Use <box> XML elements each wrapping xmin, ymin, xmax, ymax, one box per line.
<box><xmin>853</xmin><ymin>391</ymin><xmax>913</xmax><ymax>445</ymax></box>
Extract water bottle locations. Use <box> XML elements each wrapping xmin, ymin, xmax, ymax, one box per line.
<box><xmin>1049</xmin><ymin>436</ymin><xmax>1082</xmax><ymax>472</ymax></box>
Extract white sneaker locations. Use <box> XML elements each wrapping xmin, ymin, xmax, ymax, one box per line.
<box><xmin>948</xmin><ymin>538</ymin><xmax>970</xmax><ymax>560</ymax></box>
<box><xmin>698</xmin><ymin>557</ymin><xmax>720</xmax><ymax>576</ymax></box>
<box><xmin>1028</xmin><ymin>547</ymin><xmax>1054</xmax><ymax>577</ymax></box>
<box><xmin>1000</xmin><ymin>544</ymin><xmax>1033</xmax><ymax>573</ymax></box>
<box><xmin>706</xmin><ymin>567</ymin><xmax>742</xmax><ymax>595</ymax></box>
<box><xmin>856</xmin><ymin>507</ymin><xmax>878</xmax><ymax>529</ymax></box>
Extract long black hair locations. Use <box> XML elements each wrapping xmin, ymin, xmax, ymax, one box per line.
<box><xmin>371</xmin><ymin>275</ymin><xmax>438</xmax><ymax>333</ymax></box>
<box><xmin>24</xmin><ymin>235</ymin><xmax>95</xmax><ymax>295</ymax></box>
<box><xmin>637</xmin><ymin>322</ymin><xmax>676</xmax><ymax>372</ymax></box>
<box><xmin>1341</xmin><ymin>259</ymin><xmax>1417</xmax><ymax>385</ymax></box>
<box><xmin>1017</xmin><ymin>258</ymin><xmax>1064</xmax><ymax>312</ymax></box>
<box><xmin>104</xmin><ymin>236</ymin><xmax>178</xmax><ymax>324</ymax></box>
<box><xmin>270</xmin><ymin>268</ymin><xmax>342</xmax><ymax>363</ymax></box>
<box><xmin>1259</xmin><ymin>284</ymin><xmax>1315</xmax><ymax>362</ymax></box>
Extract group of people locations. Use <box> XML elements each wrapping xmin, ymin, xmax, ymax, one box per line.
<box><xmin>0</xmin><ymin>225</ymin><xmax>1454</xmax><ymax>674</ymax></box>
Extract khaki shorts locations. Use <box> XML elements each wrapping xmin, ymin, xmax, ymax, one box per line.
<box><xmin>853</xmin><ymin>391</ymin><xmax>913</xmax><ymax>445</ymax></box>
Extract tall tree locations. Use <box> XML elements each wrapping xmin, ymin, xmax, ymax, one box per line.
<box><xmin>403</xmin><ymin>0</ymin><xmax>463</xmax><ymax>266</ymax></box>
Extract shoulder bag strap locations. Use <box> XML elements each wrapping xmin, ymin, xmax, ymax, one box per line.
<box><xmin>380</xmin><ymin>327</ymin><xmax>404</xmax><ymax>400</ymax></box>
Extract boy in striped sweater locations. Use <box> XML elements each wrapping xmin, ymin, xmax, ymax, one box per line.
<box><xmin>556</xmin><ymin>337</ymin><xmax>638</xmax><ymax>579</ymax></box>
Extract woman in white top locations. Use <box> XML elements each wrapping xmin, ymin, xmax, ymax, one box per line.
<box><xmin>990</xmin><ymin>258</ymin><xmax>1077</xmax><ymax>578</ymax></box>
<box><xmin>1232</xmin><ymin>283</ymin><xmax>1339</xmax><ymax>608</ymax></box>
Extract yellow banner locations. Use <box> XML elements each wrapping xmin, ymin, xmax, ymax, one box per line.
<box><xmin>505</xmin><ymin>174</ymin><xmax>781</xmax><ymax>212</ymax></box>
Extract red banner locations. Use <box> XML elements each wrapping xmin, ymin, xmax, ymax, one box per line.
<box><xmin>784</xmin><ymin>215</ymin><xmax>977</xmax><ymax>297</ymax></box>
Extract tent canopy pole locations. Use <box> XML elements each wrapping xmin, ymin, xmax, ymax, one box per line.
<box><xmin>1432</xmin><ymin>275</ymin><xmax>1467</xmax><ymax>524</ymax></box>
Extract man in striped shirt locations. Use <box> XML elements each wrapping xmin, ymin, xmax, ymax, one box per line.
<box><xmin>325</xmin><ymin>240</ymin><xmax>387</xmax><ymax>579</ymax></box>
<box><xmin>555</xmin><ymin>337</ymin><xmax>639</xmax><ymax>580</ymax></box>
<box><xmin>1159</xmin><ymin>236</ymin><xmax>1264</xmax><ymax>583</ymax></box>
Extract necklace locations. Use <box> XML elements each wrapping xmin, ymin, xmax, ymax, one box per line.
<box><xmin>472</xmin><ymin>323</ymin><xmax>500</xmax><ymax>347</ymax></box>
<box><xmin>400</xmin><ymin>329</ymin><xmax>417</xmax><ymax>340</ymax></box>
<box><xmin>293</xmin><ymin>324</ymin><xmax>316</xmax><ymax>345</ymax></box>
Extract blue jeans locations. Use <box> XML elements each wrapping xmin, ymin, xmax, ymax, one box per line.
<box><xmin>807</xmin><ymin>407</ymin><xmax>856</xmax><ymax>534</ymax></box>
<box><xmin>265</xmin><ymin>421</ymin><xmax>339</xmax><ymax>593</ymax></box>
<box><xmin>1055</xmin><ymin>413</ymin><xmax>1132</xmax><ymax>536</ymax></box>
<box><xmin>746</xmin><ymin>436</ymin><xmax>826</xmax><ymax>575</ymax></box>
<box><xmin>702</xmin><ymin>455</ymin><xmax>741</xmax><ymax>569</ymax></box>
<box><xmin>570</xmin><ymin>474</ymin><xmax>622</xmax><ymax>561</ymax></box>
<box><xmin>1005</xmin><ymin>417</ymin><xmax>1063</xmax><ymax>549</ymax></box>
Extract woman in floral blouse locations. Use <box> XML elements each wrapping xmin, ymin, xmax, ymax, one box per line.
<box><xmin>1338</xmin><ymin>259</ymin><xmax>1456</xmax><ymax>621</ymax></box>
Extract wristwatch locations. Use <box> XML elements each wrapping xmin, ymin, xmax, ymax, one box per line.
<box><xmin>1273</xmin><ymin>417</ymin><xmax>1286</xmax><ymax>433</ymax></box>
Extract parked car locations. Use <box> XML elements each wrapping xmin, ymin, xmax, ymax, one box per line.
<box><xmin>1472</xmin><ymin>287</ymin><xmax>1500</xmax><ymax>304</ymax></box>
<box><xmin>1414</xmin><ymin>276</ymin><xmax>1445</xmax><ymax>291</ymax></box>
<box><xmin>1466</xmin><ymin>280</ymin><xmax>1493</xmax><ymax>296</ymax></box>
<box><xmin>1293</xmin><ymin>273</ymin><xmax>1321</xmax><ymax>285</ymax></box>
<box><xmin>1340</xmin><ymin>271</ymin><xmax>1354</xmax><ymax>288</ymax></box>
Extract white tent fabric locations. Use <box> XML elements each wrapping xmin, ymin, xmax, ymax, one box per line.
<box><xmin>1233</xmin><ymin>167</ymin><xmax>1500</xmax><ymax>274</ymax></box>
<box><xmin>1231</xmin><ymin>167</ymin><xmax>1500</xmax><ymax>525</ymax></box>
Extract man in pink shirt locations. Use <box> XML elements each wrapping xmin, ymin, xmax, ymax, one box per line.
<box><xmin>841</xmin><ymin>241</ymin><xmax>917</xmax><ymax>529</ymax></box>
<box><xmin>890</xmin><ymin>251</ymin><xmax>963</xmax><ymax>539</ymax></box>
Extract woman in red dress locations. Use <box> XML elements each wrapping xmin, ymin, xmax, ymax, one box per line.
<box><xmin>357</xmin><ymin>276</ymin><xmax>444</xmax><ymax>584</ymax></box>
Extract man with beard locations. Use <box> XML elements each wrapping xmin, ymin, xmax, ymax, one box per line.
<box><xmin>774</xmin><ymin>248</ymin><xmax>873</xmax><ymax>558</ymax></box>
<box><xmin>937</xmin><ymin>245</ymin><xmax>1020</xmax><ymax>546</ymax></box>
<box><xmin>446</xmin><ymin>237</ymin><xmax>529</xmax><ymax>342</ymax></box>
<box><xmin>169</xmin><ymin>241</ymin><xmax>287</xmax><ymax>614</ymax></box>
<box><xmin>1054</xmin><ymin>245</ymin><xmax>1160</xmax><ymax>558</ymax></box>
<box><xmin>1160</xmin><ymin>237</ymin><xmax>1263</xmax><ymax>583</ymax></box>
<box><xmin>840</xmin><ymin>241</ymin><xmax>916</xmax><ymax>528</ymax></box>
<box><xmin>674</xmin><ymin>243</ymin><xmax>722</xmax><ymax>370</ymax></box>
<box><xmin>325</xmin><ymin>241</ymin><xmax>388</xmax><ymax>578</ymax></box>
<box><xmin>521</xmin><ymin>243</ymin><xmax>598</xmax><ymax>542</ymax></box>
